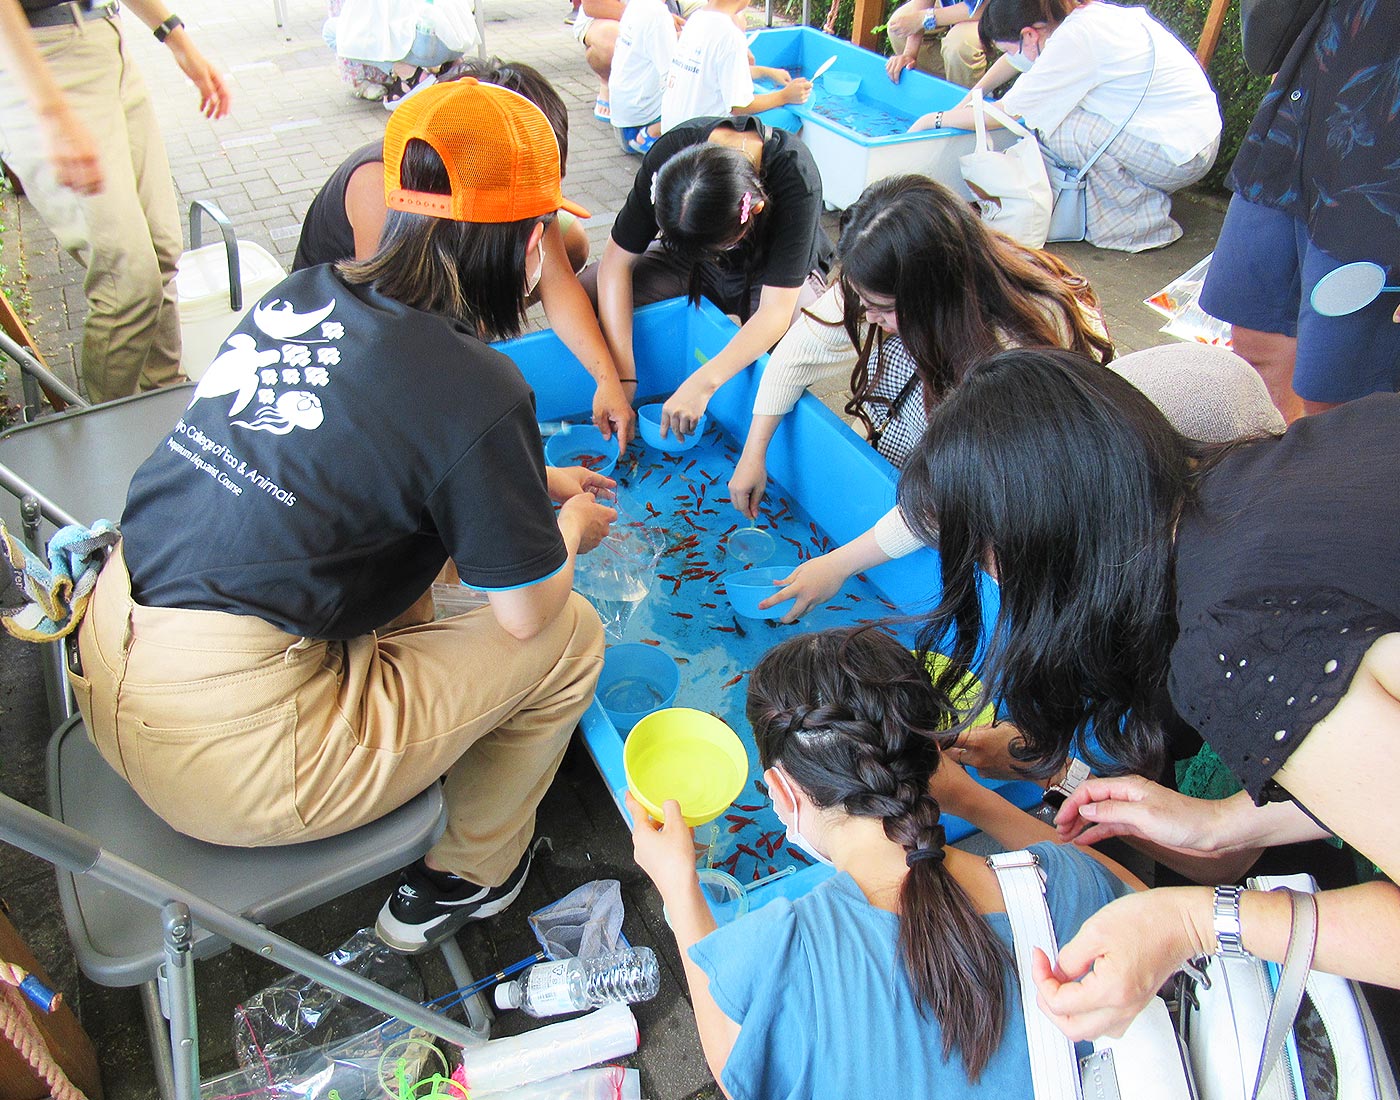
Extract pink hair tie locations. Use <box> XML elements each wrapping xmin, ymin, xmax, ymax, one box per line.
<box><xmin>739</xmin><ymin>191</ymin><xmax>753</xmax><ymax>225</ymax></box>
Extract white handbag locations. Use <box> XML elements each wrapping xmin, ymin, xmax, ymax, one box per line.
<box><xmin>989</xmin><ymin>851</ymin><xmax>1193</xmax><ymax>1100</ymax></box>
<box><xmin>1181</xmin><ymin>873</ymin><xmax>1399</xmax><ymax>1100</ymax></box>
<box><xmin>959</xmin><ymin>97</ymin><xmax>1054</xmax><ymax>250</ymax></box>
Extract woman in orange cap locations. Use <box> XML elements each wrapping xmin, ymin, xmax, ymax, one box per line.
<box><xmin>74</xmin><ymin>79</ymin><xmax>616</xmax><ymax>954</ymax></box>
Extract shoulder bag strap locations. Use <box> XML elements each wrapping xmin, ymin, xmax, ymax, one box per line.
<box><xmin>1069</xmin><ymin>27</ymin><xmax>1159</xmax><ymax>181</ymax></box>
<box><xmin>977</xmin><ymin>97</ymin><xmax>1040</xmax><ymax>143</ymax></box>
<box><xmin>1251</xmin><ymin>887</ymin><xmax>1319</xmax><ymax>1100</ymax></box>
<box><xmin>987</xmin><ymin>852</ymin><xmax>1084</xmax><ymax>1100</ymax></box>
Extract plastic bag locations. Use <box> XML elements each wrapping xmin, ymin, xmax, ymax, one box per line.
<box><xmin>1144</xmin><ymin>253</ymin><xmax>1233</xmax><ymax>348</ymax></box>
<box><xmin>333</xmin><ymin>0</ymin><xmax>418</xmax><ymax>63</ymax></box>
<box><xmin>220</xmin><ymin>928</ymin><xmax>432</xmax><ymax>1100</ymax></box>
<box><xmin>528</xmin><ymin>881</ymin><xmax>625</xmax><ymax>961</ymax></box>
<box><xmin>573</xmin><ymin>523</ymin><xmax>665</xmax><ymax>640</ymax></box>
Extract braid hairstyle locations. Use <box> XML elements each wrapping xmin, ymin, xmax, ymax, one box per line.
<box><xmin>747</xmin><ymin>627</ymin><xmax>1012</xmax><ymax>1082</ymax></box>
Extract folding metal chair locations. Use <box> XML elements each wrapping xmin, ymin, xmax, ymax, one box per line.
<box><xmin>0</xmin><ymin>341</ymin><xmax>494</xmax><ymax>1100</ymax></box>
<box><xmin>0</xmin><ymin>721</ymin><xmax>490</xmax><ymax>1100</ymax></box>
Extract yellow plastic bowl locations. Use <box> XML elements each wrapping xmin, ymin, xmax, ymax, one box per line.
<box><xmin>624</xmin><ymin>707</ymin><xmax>748</xmax><ymax>827</ymax></box>
<box><xmin>923</xmin><ymin>653</ymin><xmax>996</xmax><ymax>728</ymax></box>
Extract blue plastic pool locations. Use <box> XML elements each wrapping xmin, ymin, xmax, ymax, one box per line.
<box><xmin>495</xmin><ymin>299</ymin><xmax>1043</xmax><ymax>912</ymax></box>
<box><xmin>747</xmin><ymin>26</ymin><xmax>1014</xmax><ymax>209</ymax></box>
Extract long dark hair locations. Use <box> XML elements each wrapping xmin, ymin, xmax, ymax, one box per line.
<box><xmin>898</xmin><ymin>348</ymin><xmax>1216</xmax><ymax>779</ymax></box>
<box><xmin>748</xmin><ymin>627</ymin><xmax>1011</xmax><ymax>1082</ymax></box>
<box><xmin>834</xmin><ymin>175</ymin><xmax>1112</xmax><ymax>435</ymax></box>
<box><xmin>653</xmin><ymin>142</ymin><xmax>768</xmax><ymax>307</ymax></box>
<box><xmin>337</xmin><ymin>139</ymin><xmax>543</xmax><ymax>339</ymax></box>
<box><xmin>979</xmin><ymin>0</ymin><xmax>1081</xmax><ymax>41</ymax></box>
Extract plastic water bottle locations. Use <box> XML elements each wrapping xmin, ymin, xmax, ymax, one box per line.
<box><xmin>492</xmin><ymin>948</ymin><xmax>659</xmax><ymax>1018</ymax></box>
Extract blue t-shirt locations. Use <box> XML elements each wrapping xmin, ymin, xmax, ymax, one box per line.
<box><xmin>689</xmin><ymin>841</ymin><xmax>1129</xmax><ymax>1100</ymax></box>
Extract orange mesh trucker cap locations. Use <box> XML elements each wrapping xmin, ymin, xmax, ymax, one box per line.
<box><xmin>383</xmin><ymin>78</ymin><xmax>590</xmax><ymax>223</ymax></box>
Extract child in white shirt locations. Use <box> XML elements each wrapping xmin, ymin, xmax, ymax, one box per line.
<box><xmin>660</xmin><ymin>0</ymin><xmax>811</xmax><ymax>134</ymax></box>
<box><xmin>611</xmin><ymin>0</ymin><xmax>681</xmax><ymax>154</ymax></box>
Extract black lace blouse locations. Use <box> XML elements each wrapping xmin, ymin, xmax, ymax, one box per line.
<box><xmin>1167</xmin><ymin>395</ymin><xmax>1400</xmax><ymax>804</ymax></box>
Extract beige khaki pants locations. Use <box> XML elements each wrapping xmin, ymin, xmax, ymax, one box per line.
<box><xmin>72</xmin><ymin>546</ymin><xmax>605</xmax><ymax>886</ymax></box>
<box><xmin>888</xmin><ymin>8</ymin><xmax>987</xmax><ymax>88</ymax></box>
<box><xmin>0</xmin><ymin>14</ymin><xmax>184</xmax><ymax>402</ymax></box>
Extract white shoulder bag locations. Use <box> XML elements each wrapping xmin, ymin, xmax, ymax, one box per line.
<box><xmin>1182</xmin><ymin>873</ymin><xmax>1399</xmax><ymax>1100</ymax></box>
<box><xmin>959</xmin><ymin>97</ymin><xmax>1054</xmax><ymax>250</ymax></box>
<box><xmin>988</xmin><ymin>850</ymin><xmax>1193</xmax><ymax>1100</ymax></box>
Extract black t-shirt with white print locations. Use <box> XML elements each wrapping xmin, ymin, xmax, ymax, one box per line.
<box><xmin>611</xmin><ymin>115</ymin><xmax>833</xmax><ymax>291</ymax></box>
<box><xmin>121</xmin><ymin>265</ymin><xmax>565</xmax><ymax>640</ymax></box>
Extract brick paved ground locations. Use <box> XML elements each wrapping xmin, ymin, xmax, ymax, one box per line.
<box><xmin>0</xmin><ymin>1</ymin><xmax>1222</xmax><ymax>1096</ymax></box>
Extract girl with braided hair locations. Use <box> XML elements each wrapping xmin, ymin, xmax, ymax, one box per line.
<box><xmin>626</xmin><ymin>626</ymin><xmax>1141</xmax><ymax>1099</ymax></box>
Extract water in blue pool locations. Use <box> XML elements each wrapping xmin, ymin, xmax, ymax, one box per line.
<box><xmin>561</xmin><ymin>416</ymin><xmax>907</xmax><ymax>886</ymax></box>
<box><xmin>755</xmin><ymin>76</ymin><xmax>916</xmax><ymax>138</ymax></box>
<box><xmin>808</xmin><ymin>96</ymin><xmax>915</xmax><ymax>138</ymax></box>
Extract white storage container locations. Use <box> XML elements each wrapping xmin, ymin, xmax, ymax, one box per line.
<box><xmin>177</xmin><ymin>201</ymin><xmax>285</xmax><ymax>380</ymax></box>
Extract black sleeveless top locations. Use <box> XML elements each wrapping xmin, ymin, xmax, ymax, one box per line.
<box><xmin>292</xmin><ymin>141</ymin><xmax>384</xmax><ymax>272</ymax></box>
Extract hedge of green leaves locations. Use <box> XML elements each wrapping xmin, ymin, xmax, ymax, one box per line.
<box><xmin>776</xmin><ymin>0</ymin><xmax>1272</xmax><ymax>191</ymax></box>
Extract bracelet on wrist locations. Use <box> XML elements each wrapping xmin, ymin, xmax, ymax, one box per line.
<box><xmin>153</xmin><ymin>13</ymin><xmax>184</xmax><ymax>42</ymax></box>
<box><xmin>1039</xmin><ymin>756</ymin><xmax>1090</xmax><ymax>813</ymax></box>
<box><xmin>1212</xmin><ymin>884</ymin><xmax>1252</xmax><ymax>959</ymax></box>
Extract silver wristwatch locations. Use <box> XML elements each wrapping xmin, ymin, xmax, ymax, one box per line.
<box><xmin>1213</xmin><ymin>884</ymin><xmax>1251</xmax><ymax>958</ymax></box>
<box><xmin>1040</xmin><ymin>756</ymin><xmax>1092</xmax><ymax>812</ymax></box>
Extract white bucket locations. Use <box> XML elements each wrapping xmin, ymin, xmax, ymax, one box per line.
<box><xmin>176</xmin><ymin>201</ymin><xmax>285</xmax><ymax>380</ymax></box>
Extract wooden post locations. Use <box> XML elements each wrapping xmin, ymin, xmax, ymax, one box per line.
<box><xmin>851</xmin><ymin>0</ymin><xmax>882</xmax><ymax>50</ymax></box>
<box><xmin>0</xmin><ymin>288</ymin><xmax>69</xmax><ymax>414</ymax></box>
<box><xmin>0</xmin><ymin>910</ymin><xmax>103</xmax><ymax>1100</ymax></box>
<box><xmin>1196</xmin><ymin>0</ymin><xmax>1230</xmax><ymax>68</ymax></box>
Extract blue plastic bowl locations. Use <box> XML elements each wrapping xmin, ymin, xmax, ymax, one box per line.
<box><xmin>761</xmin><ymin>106</ymin><xmax>803</xmax><ymax>133</ymax></box>
<box><xmin>722</xmin><ymin>566</ymin><xmax>794</xmax><ymax>620</ymax></box>
<box><xmin>545</xmin><ymin>425</ymin><xmax>619</xmax><ymax>477</ymax></box>
<box><xmin>823</xmin><ymin>72</ymin><xmax>860</xmax><ymax>97</ymax></box>
<box><xmin>598</xmin><ymin>642</ymin><xmax>681</xmax><ymax>732</ymax></box>
<box><xmin>637</xmin><ymin>403</ymin><xmax>706</xmax><ymax>453</ymax></box>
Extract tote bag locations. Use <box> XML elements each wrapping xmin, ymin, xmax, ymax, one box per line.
<box><xmin>959</xmin><ymin>96</ymin><xmax>1053</xmax><ymax>250</ymax></box>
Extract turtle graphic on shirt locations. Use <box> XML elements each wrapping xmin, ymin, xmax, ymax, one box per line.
<box><xmin>188</xmin><ymin>333</ymin><xmax>280</xmax><ymax>416</ymax></box>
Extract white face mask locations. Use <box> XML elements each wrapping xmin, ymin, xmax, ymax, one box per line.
<box><xmin>769</xmin><ymin>768</ymin><xmax>834</xmax><ymax>868</ymax></box>
<box><xmin>1005</xmin><ymin>31</ymin><xmax>1039</xmax><ymax>71</ymax></box>
<box><xmin>524</xmin><ymin>237</ymin><xmax>546</xmax><ymax>296</ymax></box>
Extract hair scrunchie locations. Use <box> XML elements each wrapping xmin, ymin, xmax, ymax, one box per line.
<box><xmin>904</xmin><ymin>822</ymin><xmax>947</xmax><ymax>867</ymax></box>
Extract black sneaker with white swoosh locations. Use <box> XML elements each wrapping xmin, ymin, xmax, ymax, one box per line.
<box><xmin>375</xmin><ymin>849</ymin><xmax>532</xmax><ymax>954</ymax></box>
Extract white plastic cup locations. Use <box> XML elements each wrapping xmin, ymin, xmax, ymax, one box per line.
<box><xmin>456</xmin><ymin>1004</ymin><xmax>639</xmax><ymax>1094</ymax></box>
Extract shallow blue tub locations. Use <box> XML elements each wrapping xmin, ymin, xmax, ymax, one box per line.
<box><xmin>495</xmin><ymin>299</ymin><xmax>1042</xmax><ymax>913</ymax></box>
<box><xmin>748</xmin><ymin>26</ymin><xmax>1014</xmax><ymax>209</ymax></box>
